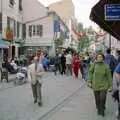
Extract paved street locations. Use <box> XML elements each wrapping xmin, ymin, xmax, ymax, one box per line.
<box><xmin>44</xmin><ymin>86</ymin><xmax>117</xmax><ymax>120</ymax></box>
<box><xmin>0</xmin><ymin>72</ymin><xmax>117</xmax><ymax>120</ymax></box>
<box><xmin>0</xmin><ymin>73</ymin><xmax>16</xmax><ymax>91</ymax></box>
<box><xmin>0</xmin><ymin>72</ymin><xmax>83</xmax><ymax>120</ymax></box>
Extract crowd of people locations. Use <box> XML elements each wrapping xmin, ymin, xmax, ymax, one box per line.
<box><xmin>27</xmin><ymin>48</ymin><xmax>120</xmax><ymax>119</ymax></box>
<box><xmin>1</xmin><ymin>48</ymin><xmax>120</xmax><ymax>119</ymax></box>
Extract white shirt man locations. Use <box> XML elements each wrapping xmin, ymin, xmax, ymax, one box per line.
<box><xmin>66</xmin><ymin>53</ymin><xmax>72</xmax><ymax>75</ymax></box>
<box><xmin>28</xmin><ymin>56</ymin><xmax>44</xmax><ymax>106</ymax></box>
<box><xmin>66</xmin><ymin>53</ymin><xmax>72</xmax><ymax>65</ymax></box>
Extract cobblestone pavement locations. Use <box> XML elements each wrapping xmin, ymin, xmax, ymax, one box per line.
<box><xmin>0</xmin><ymin>73</ymin><xmax>84</xmax><ymax>120</ymax></box>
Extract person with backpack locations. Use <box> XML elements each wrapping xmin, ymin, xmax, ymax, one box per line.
<box><xmin>104</xmin><ymin>48</ymin><xmax>117</xmax><ymax>77</ymax></box>
<box><xmin>88</xmin><ymin>53</ymin><xmax>112</xmax><ymax>117</ymax></box>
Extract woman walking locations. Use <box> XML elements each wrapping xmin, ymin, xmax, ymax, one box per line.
<box><xmin>88</xmin><ymin>53</ymin><xmax>112</xmax><ymax>117</ymax></box>
<box><xmin>72</xmin><ymin>54</ymin><xmax>80</xmax><ymax>78</ymax></box>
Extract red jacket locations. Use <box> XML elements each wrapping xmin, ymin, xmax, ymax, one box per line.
<box><xmin>72</xmin><ymin>57</ymin><xmax>80</xmax><ymax>69</ymax></box>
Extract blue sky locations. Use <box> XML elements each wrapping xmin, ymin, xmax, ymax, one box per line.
<box><xmin>38</xmin><ymin>0</ymin><xmax>99</xmax><ymax>28</ymax></box>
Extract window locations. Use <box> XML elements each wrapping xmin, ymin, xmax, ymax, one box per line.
<box><xmin>37</xmin><ymin>25</ymin><xmax>43</xmax><ymax>37</ymax></box>
<box><xmin>28</xmin><ymin>25</ymin><xmax>43</xmax><ymax>37</ymax></box>
<box><xmin>37</xmin><ymin>25</ymin><xmax>40</xmax><ymax>36</ymax></box>
<box><xmin>17</xmin><ymin>22</ymin><xmax>20</xmax><ymax>38</ymax></box>
<box><xmin>39</xmin><ymin>25</ymin><xmax>43</xmax><ymax>37</ymax></box>
<box><xmin>29</xmin><ymin>25</ymin><xmax>32</xmax><ymax>37</ymax></box>
<box><xmin>33</xmin><ymin>25</ymin><xmax>36</xmax><ymax>36</ymax></box>
<box><xmin>0</xmin><ymin>13</ymin><xmax>2</xmax><ymax>33</ymax></box>
<box><xmin>19</xmin><ymin>0</ymin><xmax>23</xmax><ymax>11</ymax></box>
<box><xmin>22</xmin><ymin>24</ymin><xmax>26</xmax><ymax>38</ymax></box>
<box><xmin>7</xmin><ymin>17</ymin><xmax>11</xmax><ymax>29</ymax></box>
<box><xmin>9</xmin><ymin>0</ymin><xmax>15</xmax><ymax>6</ymax></box>
<box><xmin>14</xmin><ymin>20</ymin><xmax>16</xmax><ymax>37</ymax></box>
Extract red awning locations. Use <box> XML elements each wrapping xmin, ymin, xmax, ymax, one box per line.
<box><xmin>90</xmin><ymin>0</ymin><xmax>120</xmax><ymax>40</ymax></box>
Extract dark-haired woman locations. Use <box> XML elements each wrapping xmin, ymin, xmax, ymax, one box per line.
<box><xmin>88</xmin><ymin>53</ymin><xmax>112</xmax><ymax>117</ymax></box>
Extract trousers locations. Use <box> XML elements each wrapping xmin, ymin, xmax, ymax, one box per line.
<box><xmin>31</xmin><ymin>81</ymin><xmax>42</xmax><ymax>103</ymax></box>
<box><xmin>94</xmin><ymin>91</ymin><xmax>107</xmax><ymax>112</ymax></box>
<box><xmin>66</xmin><ymin>64</ymin><xmax>72</xmax><ymax>75</ymax></box>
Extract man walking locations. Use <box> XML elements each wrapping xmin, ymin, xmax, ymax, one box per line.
<box><xmin>66</xmin><ymin>52</ymin><xmax>72</xmax><ymax>75</ymax></box>
<box><xmin>54</xmin><ymin>54</ymin><xmax>61</xmax><ymax>75</ymax></box>
<box><xmin>28</xmin><ymin>56</ymin><xmax>44</xmax><ymax>106</ymax></box>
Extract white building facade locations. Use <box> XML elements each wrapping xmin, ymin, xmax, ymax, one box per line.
<box><xmin>0</xmin><ymin>0</ymin><xmax>68</xmax><ymax>59</ymax></box>
<box><xmin>0</xmin><ymin>0</ymin><xmax>23</xmax><ymax>59</ymax></box>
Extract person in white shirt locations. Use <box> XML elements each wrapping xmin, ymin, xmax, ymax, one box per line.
<box><xmin>66</xmin><ymin>52</ymin><xmax>72</xmax><ymax>75</ymax></box>
<box><xmin>10</xmin><ymin>60</ymin><xmax>18</xmax><ymax>71</ymax></box>
<box><xmin>28</xmin><ymin>56</ymin><xmax>44</xmax><ymax>106</ymax></box>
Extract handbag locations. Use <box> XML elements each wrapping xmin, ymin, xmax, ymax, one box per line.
<box><xmin>112</xmin><ymin>90</ymin><xmax>119</xmax><ymax>102</ymax></box>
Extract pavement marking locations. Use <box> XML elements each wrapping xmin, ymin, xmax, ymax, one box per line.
<box><xmin>38</xmin><ymin>81</ymin><xmax>85</xmax><ymax>120</ymax></box>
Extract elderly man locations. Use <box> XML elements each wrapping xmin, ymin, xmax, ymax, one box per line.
<box><xmin>28</xmin><ymin>56</ymin><xmax>44</xmax><ymax>106</ymax></box>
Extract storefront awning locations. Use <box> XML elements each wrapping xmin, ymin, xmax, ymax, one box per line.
<box><xmin>90</xmin><ymin>0</ymin><xmax>120</xmax><ymax>40</ymax></box>
<box><xmin>0</xmin><ymin>39</ymin><xmax>9</xmax><ymax>48</ymax></box>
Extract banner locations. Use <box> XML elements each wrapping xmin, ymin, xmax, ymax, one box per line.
<box><xmin>54</xmin><ymin>20</ymin><xmax>60</xmax><ymax>33</ymax></box>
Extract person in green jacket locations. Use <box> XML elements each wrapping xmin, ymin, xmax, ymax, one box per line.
<box><xmin>88</xmin><ymin>53</ymin><xmax>112</xmax><ymax>117</ymax></box>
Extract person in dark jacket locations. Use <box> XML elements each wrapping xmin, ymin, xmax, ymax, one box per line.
<box><xmin>61</xmin><ymin>53</ymin><xmax>66</xmax><ymax>75</ymax></box>
<box><xmin>54</xmin><ymin>54</ymin><xmax>61</xmax><ymax>75</ymax></box>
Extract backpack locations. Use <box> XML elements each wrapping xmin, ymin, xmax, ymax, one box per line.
<box><xmin>105</xmin><ymin>54</ymin><xmax>117</xmax><ymax>71</ymax></box>
<box><xmin>109</xmin><ymin>55</ymin><xmax>117</xmax><ymax>71</ymax></box>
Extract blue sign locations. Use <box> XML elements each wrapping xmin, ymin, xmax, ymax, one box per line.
<box><xmin>105</xmin><ymin>4</ymin><xmax>120</xmax><ymax>20</ymax></box>
<box><xmin>54</xmin><ymin>20</ymin><xmax>60</xmax><ymax>33</ymax></box>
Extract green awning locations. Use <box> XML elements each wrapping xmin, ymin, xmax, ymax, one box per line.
<box><xmin>0</xmin><ymin>39</ymin><xmax>9</xmax><ymax>48</ymax></box>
